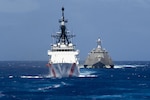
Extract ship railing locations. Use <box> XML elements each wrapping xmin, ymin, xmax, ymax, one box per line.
<box><xmin>51</xmin><ymin>49</ymin><xmax>75</xmax><ymax>51</ymax></box>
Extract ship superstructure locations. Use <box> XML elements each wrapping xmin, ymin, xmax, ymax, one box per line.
<box><xmin>47</xmin><ymin>7</ymin><xmax>80</xmax><ymax>77</ymax></box>
<box><xmin>84</xmin><ymin>38</ymin><xmax>114</xmax><ymax>68</ymax></box>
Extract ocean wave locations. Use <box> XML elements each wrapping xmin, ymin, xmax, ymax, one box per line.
<box><xmin>19</xmin><ymin>74</ymin><xmax>97</xmax><ymax>79</ymax></box>
<box><xmin>38</xmin><ymin>81</ymin><xmax>70</xmax><ymax>91</ymax></box>
<box><xmin>20</xmin><ymin>75</ymin><xmax>43</xmax><ymax>79</ymax></box>
<box><xmin>79</xmin><ymin>70</ymin><xmax>97</xmax><ymax>77</ymax></box>
<box><xmin>0</xmin><ymin>91</ymin><xmax>5</xmax><ymax>98</ymax></box>
<box><xmin>9</xmin><ymin>75</ymin><xmax>13</xmax><ymax>78</ymax></box>
<box><xmin>114</xmin><ymin>64</ymin><xmax>147</xmax><ymax>69</ymax></box>
<box><xmin>88</xmin><ymin>95</ymin><xmax>122</xmax><ymax>99</ymax></box>
<box><xmin>79</xmin><ymin>74</ymin><xmax>97</xmax><ymax>78</ymax></box>
<box><xmin>38</xmin><ymin>84</ymin><xmax>61</xmax><ymax>91</ymax></box>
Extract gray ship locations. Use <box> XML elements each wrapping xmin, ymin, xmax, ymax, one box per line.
<box><xmin>84</xmin><ymin>38</ymin><xmax>114</xmax><ymax>68</ymax></box>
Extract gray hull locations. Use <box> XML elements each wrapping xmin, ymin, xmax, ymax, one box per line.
<box><xmin>84</xmin><ymin>48</ymin><xmax>114</xmax><ymax>68</ymax></box>
<box><xmin>84</xmin><ymin>38</ymin><xmax>114</xmax><ymax>68</ymax></box>
<box><xmin>84</xmin><ymin>61</ymin><xmax>114</xmax><ymax>68</ymax></box>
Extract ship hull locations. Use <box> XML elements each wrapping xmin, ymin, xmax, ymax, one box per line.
<box><xmin>84</xmin><ymin>61</ymin><xmax>114</xmax><ymax>68</ymax></box>
<box><xmin>48</xmin><ymin>63</ymin><xmax>79</xmax><ymax>77</ymax></box>
<box><xmin>84</xmin><ymin>38</ymin><xmax>114</xmax><ymax>69</ymax></box>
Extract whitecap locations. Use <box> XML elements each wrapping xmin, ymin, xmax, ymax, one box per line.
<box><xmin>9</xmin><ymin>75</ymin><xmax>13</xmax><ymax>78</ymax></box>
<box><xmin>53</xmin><ymin>84</ymin><xmax>61</xmax><ymax>88</ymax></box>
<box><xmin>114</xmin><ymin>65</ymin><xmax>136</xmax><ymax>68</ymax></box>
<box><xmin>88</xmin><ymin>95</ymin><xmax>122</xmax><ymax>99</ymax></box>
<box><xmin>79</xmin><ymin>70</ymin><xmax>97</xmax><ymax>77</ymax></box>
<box><xmin>38</xmin><ymin>86</ymin><xmax>52</xmax><ymax>91</ymax></box>
<box><xmin>114</xmin><ymin>65</ymin><xmax>123</xmax><ymax>69</ymax></box>
<box><xmin>20</xmin><ymin>75</ymin><xmax>43</xmax><ymax>79</ymax></box>
<box><xmin>38</xmin><ymin>81</ymin><xmax>70</xmax><ymax>92</ymax></box>
<box><xmin>114</xmin><ymin>64</ymin><xmax>147</xmax><ymax>69</ymax></box>
<box><xmin>38</xmin><ymin>84</ymin><xmax>61</xmax><ymax>91</ymax></box>
<box><xmin>79</xmin><ymin>74</ymin><xmax>97</xmax><ymax>78</ymax></box>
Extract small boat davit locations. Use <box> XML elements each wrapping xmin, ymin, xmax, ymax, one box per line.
<box><xmin>47</xmin><ymin>7</ymin><xmax>80</xmax><ymax>77</ymax></box>
<box><xmin>84</xmin><ymin>38</ymin><xmax>114</xmax><ymax>68</ymax></box>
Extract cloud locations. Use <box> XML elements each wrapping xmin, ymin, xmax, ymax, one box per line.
<box><xmin>0</xmin><ymin>0</ymin><xmax>39</xmax><ymax>13</ymax></box>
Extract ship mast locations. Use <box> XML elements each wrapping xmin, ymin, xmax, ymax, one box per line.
<box><xmin>51</xmin><ymin>7</ymin><xmax>75</xmax><ymax>45</ymax></box>
<box><xmin>58</xmin><ymin>7</ymin><xmax>68</xmax><ymax>44</ymax></box>
<box><xmin>97</xmin><ymin>38</ymin><xmax>102</xmax><ymax>48</ymax></box>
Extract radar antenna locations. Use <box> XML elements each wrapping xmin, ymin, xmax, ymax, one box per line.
<box><xmin>97</xmin><ymin>37</ymin><xmax>102</xmax><ymax>48</ymax></box>
<box><xmin>52</xmin><ymin>7</ymin><xmax>75</xmax><ymax>45</ymax></box>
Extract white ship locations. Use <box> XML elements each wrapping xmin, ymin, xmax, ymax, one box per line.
<box><xmin>47</xmin><ymin>7</ymin><xmax>80</xmax><ymax>77</ymax></box>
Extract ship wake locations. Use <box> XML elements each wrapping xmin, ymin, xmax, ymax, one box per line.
<box><xmin>114</xmin><ymin>64</ymin><xmax>148</xmax><ymax>69</ymax></box>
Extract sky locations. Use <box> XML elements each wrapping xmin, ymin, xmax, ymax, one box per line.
<box><xmin>0</xmin><ymin>0</ymin><xmax>150</xmax><ymax>61</ymax></box>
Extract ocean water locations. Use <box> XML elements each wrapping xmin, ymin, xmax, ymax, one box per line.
<box><xmin>0</xmin><ymin>61</ymin><xmax>150</xmax><ymax>100</ymax></box>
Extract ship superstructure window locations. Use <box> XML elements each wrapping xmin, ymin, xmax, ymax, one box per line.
<box><xmin>52</xmin><ymin>49</ymin><xmax>74</xmax><ymax>51</ymax></box>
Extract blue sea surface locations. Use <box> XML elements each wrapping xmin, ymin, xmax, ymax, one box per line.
<box><xmin>0</xmin><ymin>61</ymin><xmax>150</xmax><ymax>100</ymax></box>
